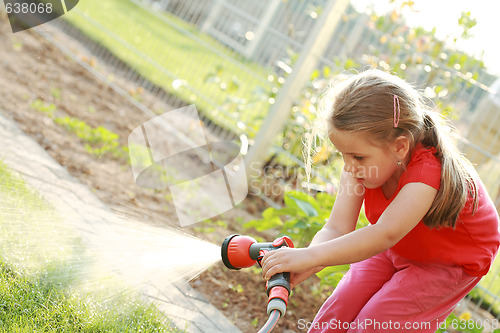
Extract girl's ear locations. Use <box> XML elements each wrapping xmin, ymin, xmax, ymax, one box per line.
<box><xmin>392</xmin><ymin>135</ymin><xmax>410</xmax><ymax>161</ymax></box>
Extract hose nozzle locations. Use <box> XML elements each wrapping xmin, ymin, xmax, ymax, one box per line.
<box><xmin>221</xmin><ymin>234</ymin><xmax>257</xmax><ymax>269</ymax></box>
<box><xmin>221</xmin><ymin>234</ymin><xmax>294</xmax><ymax>270</ymax></box>
<box><xmin>221</xmin><ymin>234</ymin><xmax>294</xmax><ymax>315</ymax></box>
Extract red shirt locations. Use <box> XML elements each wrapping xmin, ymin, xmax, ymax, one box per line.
<box><xmin>364</xmin><ymin>145</ymin><xmax>500</xmax><ymax>276</ymax></box>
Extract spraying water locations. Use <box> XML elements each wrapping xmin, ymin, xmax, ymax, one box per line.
<box><xmin>82</xmin><ymin>209</ymin><xmax>222</xmax><ymax>293</ymax></box>
<box><xmin>0</xmin><ymin>162</ymin><xmax>221</xmax><ymax>309</ymax></box>
<box><xmin>0</xmin><ymin>107</ymin><xmax>237</xmax><ymax>331</ymax></box>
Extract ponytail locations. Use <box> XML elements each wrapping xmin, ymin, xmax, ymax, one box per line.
<box><xmin>420</xmin><ymin>110</ymin><xmax>478</xmax><ymax>228</ymax></box>
<box><xmin>322</xmin><ymin>69</ymin><xmax>478</xmax><ymax>229</ymax></box>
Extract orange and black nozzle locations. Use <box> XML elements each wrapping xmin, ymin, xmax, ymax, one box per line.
<box><xmin>221</xmin><ymin>234</ymin><xmax>294</xmax><ymax>317</ymax></box>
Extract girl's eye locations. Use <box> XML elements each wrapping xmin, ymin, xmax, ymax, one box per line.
<box><xmin>353</xmin><ymin>156</ymin><xmax>364</xmax><ymax>161</ymax></box>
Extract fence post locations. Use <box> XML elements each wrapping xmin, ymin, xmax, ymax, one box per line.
<box><xmin>201</xmin><ymin>0</ymin><xmax>223</xmax><ymax>33</ymax></box>
<box><xmin>243</xmin><ymin>0</ymin><xmax>282</xmax><ymax>60</ymax></box>
<box><xmin>463</xmin><ymin>79</ymin><xmax>500</xmax><ymax>165</ymax></box>
<box><xmin>244</xmin><ymin>0</ymin><xmax>349</xmax><ymax>178</ymax></box>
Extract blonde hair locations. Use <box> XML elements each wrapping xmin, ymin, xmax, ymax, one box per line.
<box><xmin>320</xmin><ymin>69</ymin><xmax>477</xmax><ymax>228</ymax></box>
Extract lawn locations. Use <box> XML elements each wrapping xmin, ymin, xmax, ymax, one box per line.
<box><xmin>63</xmin><ymin>0</ymin><xmax>276</xmax><ymax>136</ymax></box>
<box><xmin>0</xmin><ymin>161</ymin><xmax>181</xmax><ymax>332</ymax></box>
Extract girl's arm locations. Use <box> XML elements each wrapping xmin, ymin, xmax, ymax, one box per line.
<box><xmin>261</xmin><ymin>182</ymin><xmax>437</xmax><ymax>280</ymax></box>
<box><xmin>281</xmin><ymin>170</ymin><xmax>365</xmax><ymax>287</ymax></box>
<box><xmin>309</xmin><ymin>170</ymin><xmax>365</xmax><ymax>246</ymax></box>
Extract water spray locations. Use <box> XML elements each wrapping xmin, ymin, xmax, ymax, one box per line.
<box><xmin>221</xmin><ymin>234</ymin><xmax>294</xmax><ymax>333</ymax></box>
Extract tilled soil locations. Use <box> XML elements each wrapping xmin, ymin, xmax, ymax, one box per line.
<box><xmin>0</xmin><ymin>15</ymin><xmax>328</xmax><ymax>333</ymax></box>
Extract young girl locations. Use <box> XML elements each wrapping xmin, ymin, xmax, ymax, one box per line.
<box><xmin>261</xmin><ymin>69</ymin><xmax>500</xmax><ymax>332</ymax></box>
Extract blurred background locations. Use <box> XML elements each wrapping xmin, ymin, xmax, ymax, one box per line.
<box><xmin>1</xmin><ymin>0</ymin><xmax>499</xmax><ymax>332</ymax></box>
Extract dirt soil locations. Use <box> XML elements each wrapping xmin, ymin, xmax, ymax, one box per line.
<box><xmin>0</xmin><ymin>15</ymin><xmax>329</xmax><ymax>333</ymax></box>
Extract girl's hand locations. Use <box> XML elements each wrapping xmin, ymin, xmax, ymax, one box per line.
<box><xmin>261</xmin><ymin>247</ymin><xmax>317</xmax><ymax>282</ymax></box>
<box><xmin>288</xmin><ymin>267</ymin><xmax>324</xmax><ymax>289</ymax></box>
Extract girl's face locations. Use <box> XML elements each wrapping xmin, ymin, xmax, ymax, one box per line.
<box><xmin>329</xmin><ymin>128</ymin><xmax>404</xmax><ymax>189</ymax></box>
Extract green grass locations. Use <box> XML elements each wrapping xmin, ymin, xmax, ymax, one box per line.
<box><xmin>63</xmin><ymin>0</ymin><xmax>275</xmax><ymax>135</ymax></box>
<box><xmin>0</xmin><ymin>260</ymin><xmax>176</xmax><ymax>332</ymax></box>
<box><xmin>0</xmin><ymin>160</ymin><xmax>72</xmax><ymax>272</ymax></box>
<box><xmin>0</xmin><ymin>161</ymin><xmax>181</xmax><ymax>332</ymax></box>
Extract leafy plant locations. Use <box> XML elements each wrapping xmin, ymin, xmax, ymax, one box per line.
<box><xmin>244</xmin><ymin>190</ymin><xmax>369</xmax><ymax>286</ymax></box>
<box><xmin>315</xmin><ymin>264</ymin><xmax>350</xmax><ymax>288</ymax></box>
<box><xmin>244</xmin><ymin>191</ymin><xmax>333</xmax><ymax>248</ymax></box>
<box><xmin>193</xmin><ymin>219</ymin><xmax>228</xmax><ymax>234</ymax></box>
<box><xmin>457</xmin><ymin>11</ymin><xmax>477</xmax><ymax>40</ymax></box>
<box><xmin>55</xmin><ymin>116</ymin><xmax>124</xmax><ymax>158</ymax></box>
<box><xmin>30</xmin><ymin>95</ymin><xmax>126</xmax><ymax>159</ymax></box>
<box><xmin>30</xmin><ymin>98</ymin><xmax>56</xmax><ymax>117</ymax></box>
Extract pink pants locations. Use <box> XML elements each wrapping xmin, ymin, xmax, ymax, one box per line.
<box><xmin>308</xmin><ymin>249</ymin><xmax>481</xmax><ymax>333</ymax></box>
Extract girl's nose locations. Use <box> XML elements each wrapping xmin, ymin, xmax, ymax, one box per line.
<box><xmin>344</xmin><ymin>160</ymin><xmax>357</xmax><ymax>174</ymax></box>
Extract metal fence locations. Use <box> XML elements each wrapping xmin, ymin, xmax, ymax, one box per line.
<box><xmin>144</xmin><ymin>0</ymin><xmax>496</xmax><ymax>116</ymax></box>
<box><xmin>137</xmin><ymin>0</ymin><xmax>500</xmax><ymax>198</ymax></box>
<box><xmin>31</xmin><ymin>0</ymin><xmax>500</xmax><ymax>321</ymax></box>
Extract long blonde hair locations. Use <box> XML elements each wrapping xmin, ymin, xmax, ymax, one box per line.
<box><xmin>321</xmin><ymin>69</ymin><xmax>477</xmax><ymax>228</ymax></box>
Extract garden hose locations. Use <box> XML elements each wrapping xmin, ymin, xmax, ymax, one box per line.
<box><xmin>221</xmin><ymin>234</ymin><xmax>294</xmax><ymax>332</ymax></box>
<box><xmin>257</xmin><ymin>309</ymin><xmax>281</xmax><ymax>333</ymax></box>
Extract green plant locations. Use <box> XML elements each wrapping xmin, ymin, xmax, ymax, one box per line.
<box><xmin>30</xmin><ymin>98</ymin><xmax>56</xmax><ymax>117</ymax></box>
<box><xmin>244</xmin><ymin>190</ymin><xmax>368</xmax><ymax>286</ymax></box>
<box><xmin>29</xmin><ymin>96</ymin><xmax>127</xmax><ymax>159</ymax></box>
<box><xmin>54</xmin><ymin>116</ymin><xmax>124</xmax><ymax>158</ymax></box>
<box><xmin>244</xmin><ymin>191</ymin><xmax>333</xmax><ymax>247</ymax></box>
<box><xmin>193</xmin><ymin>219</ymin><xmax>228</xmax><ymax>234</ymax></box>
<box><xmin>230</xmin><ymin>283</ymin><xmax>244</xmax><ymax>293</ymax></box>
<box><xmin>315</xmin><ymin>264</ymin><xmax>350</xmax><ymax>288</ymax></box>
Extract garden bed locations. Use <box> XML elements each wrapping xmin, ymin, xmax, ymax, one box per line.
<box><xmin>0</xmin><ymin>15</ymin><xmax>327</xmax><ymax>333</ymax></box>
<box><xmin>0</xmin><ymin>13</ymin><xmax>495</xmax><ymax>333</ymax></box>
